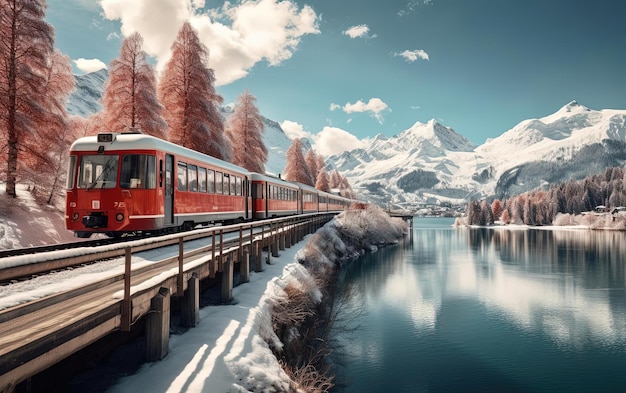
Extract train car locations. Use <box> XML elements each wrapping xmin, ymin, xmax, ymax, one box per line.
<box><xmin>66</xmin><ymin>132</ymin><xmax>251</xmax><ymax>238</ymax></box>
<box><xmin>250</xmin><ymin>173</ymin><xmax>299</xmax><ymax>219</ymax></box>
<box><xmin>293</xmin><ymin>182</ymin><xmax>320</xmax><ymax>214</ymax></box>
<box><xmin>326</xmin><ymin>192</ymin><xmax>352</xmax><ymax>211</ymax></box>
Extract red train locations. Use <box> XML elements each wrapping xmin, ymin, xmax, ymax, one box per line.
<box><xmin>65</xmin><ymin>132</ymin><xmax>356</xmax><ymax>238</ymax></box>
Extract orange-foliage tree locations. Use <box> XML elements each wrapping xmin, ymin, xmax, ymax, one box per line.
<box><xmin>329</xmin><ymin>169</ymin><xmax>341</xmax><ymax>189</ymax></box>
<box><xmin>315</xmin><ymin>169</ymin><xmax>330</xmax><ymax>192</ymax></box>
<box><xmin>0</xmin><ymin>0</ymin><xmax>55</xmax><ymax>197</ymax></box>
<box><xmin>22</xmin><ymin>50</ymin><xmax>76</xmax><ymax>203</ymax></box>
<box><xmin>284</xmin><ymin>138</ymin><xmax>313</xmax><ymax>185</ymax></box>
<box><xmin>226</xmin><ymin>89</ymin><xmax>267</xmax><ymax>172</ymax></box>
<box><xmin>101</xmin><ymin>32</ymin><xmax>167</xmax><ymax>138</ymax></box>
<box><xmin>159</xmin><ymin>21</ymin><xmax>229</xmax><ymax>159</ymax></box>
<box><xmin>305</xmin><ymin>149</ymin><xmax>318</xmax><ymax>184</ymax></box>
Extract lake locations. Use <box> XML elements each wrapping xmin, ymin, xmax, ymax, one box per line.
<box><xmin>330</xmin><ymin>218</ymin><xmax>626</xmax><ymax>393</ymax></box>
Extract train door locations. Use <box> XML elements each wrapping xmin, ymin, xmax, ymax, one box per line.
<box><xmin>164</xmin><ymin>154</ymin><xmax>174</xmax><ymax>225</ymax></box>
<box><xmin>245</xmin><ymin>176</ymin><xmax>250</xmax><ymax>220</ymax></box>
<box><xmin>265</xmin><ymin>182</ymin><xmax>270</xmax><ymax>217</ymax></box>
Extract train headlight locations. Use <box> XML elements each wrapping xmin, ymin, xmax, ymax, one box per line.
<box><xmin>72</xmin><ymin>212</ymin><xmax>79</xmax><ymax>221</ymax></box>
<box><xmin>116</xmin><ymin>213</ymin><xmax>125</xmax><ymax>222</ymax></box>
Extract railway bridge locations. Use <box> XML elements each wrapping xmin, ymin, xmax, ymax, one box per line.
<box><xmin>0</xmin><ymin>213</ymin><xmax>333</xmax><ymax>392</ymax></box>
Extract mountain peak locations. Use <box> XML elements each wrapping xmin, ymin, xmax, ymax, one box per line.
<box><xmin>561</xmin><ymin>100</ymin><xmax>588</xmax><ymax>112</ymax></box>
<box><xmin>539</xmin><ymin>100</ymin><xmax>590</xmax><ymax>124</ymax></box>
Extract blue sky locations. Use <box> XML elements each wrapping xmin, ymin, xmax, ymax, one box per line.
<box><xmin>46</xmin><ymin>0</ymin><xmax>626</xmax><ymax>155</ymax></box>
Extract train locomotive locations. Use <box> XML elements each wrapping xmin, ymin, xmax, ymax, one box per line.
<box><xmin>65</xmin><ymin>131</ymin><xmax>355</xmax><ymax>238</ymax></box>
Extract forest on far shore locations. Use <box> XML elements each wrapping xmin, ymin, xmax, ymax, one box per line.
<box><xmin>459</xmin><ymin>162</ymin><xmax>626</xmax><ymax>229</ymax></box>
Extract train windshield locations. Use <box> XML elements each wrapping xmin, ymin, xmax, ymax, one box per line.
<box><xmin>78</xmin><ymin>155</ymin><xmax>119</xmax><ymax>190</ymax></box>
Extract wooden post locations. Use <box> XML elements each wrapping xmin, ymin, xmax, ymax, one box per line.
<box><xmin>219</xmin><ymin>229</ymin><xmax>224</xmax><ymax>270</ymax></box>
<box><xmin>121</xmin><ymin>247</ymin><xmax>132</xmax><ymax>332</ymax></box>
<box><xmin>271</xmin><ymin>240</ymin><xmax>279</xmax><ymax>258</ymax></box>
<box><xmin>146</xmin><ymin>287</ymin><xmax>170</xmax><ymax>362</ymax></box>
<box><xmin>238</xmin><ymin>226</ymin><xmax>243</xmax><ymax>265</ymax></box>
<box><xmin>177</xmin><ymin>237</ymin><xmax>184</xmax><ymax>297</ymax></box>
<box><xmin>279</xmin><ymin>221</ymin><xmax>286</xmax><ymax>251</ymax></box>
<box><xmin>210</xmin><ymin>229</ymin><xmax>216</xmax><ymax>277</ymax></box>
<box><xmin>221</xmin><ymin>254</ymin><xmax>233</xmax><ymax>303</ymax></box>
<box><xmin>255</xmin><ymin>240</ymin><xmax>263</xmax><ymax>272</ymax></box>
<box><xmin>181</xmin><ymin>273</ymin><xmax>199</xmax><ymax>328</ymax></box>
<box><xmin>240</xmin><ymin>249</ymin><xmax>250</xmax><ymax>283</ymax></box>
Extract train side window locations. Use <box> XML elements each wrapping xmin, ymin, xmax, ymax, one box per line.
<box><xmin>215</xmin><ymin>171</ymin><xmax>223</xmax><ymax>194</ymax></box>
<box><xmin>178</xmin><ymin>162</ymin><xmax>188</xmax><ymax>191</ymax></box>
<box><xmin>198</xmin><ymin>167</ymin><xmax>207</xmax><ymax>192</ymax></box>
<box><xmin>207</xmin><ymin>169</ymin><xmax>215</xmax><ymax>193</ymax></box>
<box><xmin>235</xmin><ymin>176</ymin><xmax>241</xmax><ymax>196</ymax></box>
<box><xmin>223</xmin><ymin>174</ymin><xmax>230</xmax><ymax>195</ymax></box>
<box><xmin>188</xmin><ymin>164</ymin><xmax>198</xmax><ymax>192</ymax></box>
<box><xmin>230</xmin><ymin>175</ymin><xmax>236</xmax><ymax>196</ymax></box>
<box><xmin>121</xmin><ymin>154</ymin><xmax>156</xmax><ymax>189</ymax></box>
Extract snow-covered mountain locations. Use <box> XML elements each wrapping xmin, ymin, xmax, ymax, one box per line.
<box><xmin>329</xmin><ymin>100</ymin><xmax>626</xmax><ymax>207</ymax></box>
<box><xmin>66</xmin><ymin>70</ymin><xmax>626</xmax><ymax>206</ymax></box>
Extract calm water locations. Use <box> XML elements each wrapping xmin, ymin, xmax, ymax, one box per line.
<box><xmin>330</xmin><ymin>218</ymin><xmax>626</xmax><ymax>393</ymax></box>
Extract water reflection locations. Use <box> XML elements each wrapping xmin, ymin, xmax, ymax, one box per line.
<box><xmin>332</xmin><ymin>219</ymin><xmax>626</xmax><ymax>392</ymax></box>
<box><xmin>465</xmin><ymin>226</ymin><xmax>626</xmax><ymax>349</ymax></box>
<box><xmin>338</xmin><ymin>222</ymin><xmax>626</xmax><ymax>349</ymax></box>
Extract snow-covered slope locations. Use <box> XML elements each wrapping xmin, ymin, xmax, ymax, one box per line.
<box><xmin>66</xmin><ymin>70</ymin><xmax>626</xmax><ymax>206</ymax></box>
<box><xmin>67</xmin><ymin>69</ymin><xmax>108</xmax><ymax>117</ymax></box>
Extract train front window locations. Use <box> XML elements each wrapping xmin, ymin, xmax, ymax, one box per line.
<box><xmin>120</xmin><ymin>154</ymin><xmax>156</xmax><ymax>189</ymax></box>
<box><xmin>66</xmin><ymin>156</ymin><xmax>77</xmax><ymax>189</ymax></box>
<box><xmin>78</xmin><ymin>155</ymin><xmax>119</xmax><ymax>189</ymax></box>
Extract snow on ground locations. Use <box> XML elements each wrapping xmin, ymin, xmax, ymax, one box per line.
<box><xmin>107</xmin><ymin>242</ymin><xmax>307</xmax><ymax>393</ymax></box>
<box><xmin>0</xmin><ymin>183</ymin><xmax>77</xmax><ymax>249</ymax></box>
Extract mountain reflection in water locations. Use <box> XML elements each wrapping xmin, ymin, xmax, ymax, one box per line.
<box><xmin>331</xmin><ymin>219</ymin><xmax>626</xmax><ymax>393</ymax></box>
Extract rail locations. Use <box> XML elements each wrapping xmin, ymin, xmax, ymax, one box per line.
<box><xmin>0</xmin><ymin>212</ymin><xmax>336</xmax><ymax>391</ymax></box>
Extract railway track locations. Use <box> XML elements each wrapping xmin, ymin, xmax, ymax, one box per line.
<box><xmin>0</xmin><ymin>237</ymin><xmax>125</xmax><ymax>259</ymax></box>
<box><xmin>0</xmin><ymin>230</ymin><xmax>210</xmax><ymax>284</ymax></box>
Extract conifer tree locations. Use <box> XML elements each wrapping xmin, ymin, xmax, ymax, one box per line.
<box><xmin>284</xmin><ymin>138</ymin><xmax>313</xmax><ymax>185</ymax></box>
<box><xmin>491</xmin><ymin>199</ymin><xmax>502</xmax><ymax>222</ymax></box>
<box><xmin>316</xmin><ymin>154</ymin><xmax>326</xmax><ymax>174</ymax></box>
<box><xmin>0</xmin><ymin>0</ymin><xmax>55</xmax><ymax>197</ymax></box>
<box><xmin>22</xmin><ymin>50</ymin><xmax>76</xmax><ymax>203</ymax></box>
<box><xmin>226</xmin><ymin>89</ymin><xmax>267</xmax><ymax>172</ymax></box>
<box><xmin>101</xmin><ymin>32</ymin><xmax>167</xmax><ymax>138</ymax></box>
<box><xmin>305</xmin><ymin>149</ymin><xmax>318</xmax><ymax>184</ymax></box>
<box><xmin>315</xmin><ymin>169</ymin><xmax>330</xmax><ymax>192</ymax></box>
<box><xmin>329</xmin><ymin>169</ymin><xmax>342</xmax><ymax>189</ymax></box>
<box><xmin>159</xmin><ymin>21</ymin><xmax>229</xmax><ymax>159</ymax></box>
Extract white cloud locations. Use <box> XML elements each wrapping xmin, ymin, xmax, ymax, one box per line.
<box><xmin>329</xmin><ymin>103</ymin><xmax>341</xmax><ymax>111</ymax></box>
<box><xmin>280</xmin><ymin>121</ymin><xmax>368</xmax><ymax>156</ymax></box>
<box><xmin>100</xmin><ymin>0</ymin><xmax>320</xmax><ymax>86</ymax></box>
<box><xmin>342</xmin><ymin>24</ymin><xmax>376</xmax><ymax>39</ymax></box>
<box><xmin>74</xmin><ymin>58</ymin><xmax>107</xmax><ymax>73</ymax></box>
<box><xmin>395</xmin><ymin>49</ymin><xmax>429</xmax><ymax>62</ymax></box>
<box><xmin>341</xmin><ymin>98</ymin><xmax>390</xmax><ymax>124</ymax></box>
<box><xmin>281</xmin><ymin>120</ymin><xmax>313</xmax><ymax>141</ymax></box>
<box><xmin>315</xmin><ymin>127</ymin><xmax>367</xmax><ymax>156</ymax></box>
